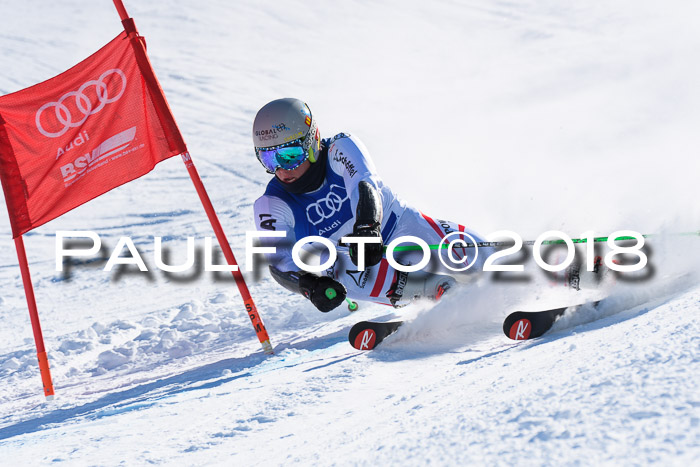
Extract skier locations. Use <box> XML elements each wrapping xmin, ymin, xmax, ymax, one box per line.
<box><xmin>252</xmin><ymin>98</ymin><xmax>489</xmax><ymax>313</ymax></box>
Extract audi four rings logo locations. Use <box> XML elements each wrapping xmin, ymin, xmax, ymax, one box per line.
<box><xmin>306</xmin><ymin>184</ymin><xmax>349</xmax><ymax>226</ymax></box>
<box><xmin>35</xmin><ymin>69</ymin><xmax>128</xmax><ymax>138</ymax></box>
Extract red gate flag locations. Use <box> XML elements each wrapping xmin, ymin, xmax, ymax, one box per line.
<box><xmin>0</xmin><ymin>4</ymin><xmax>272</xmax><ymax>399</ymax></box>
<box><xmin>0</xmin><ymin>31</ymin><xmax>187</xmax><ymax>238</ymax></box>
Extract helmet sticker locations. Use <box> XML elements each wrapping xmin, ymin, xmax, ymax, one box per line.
<box><xmin>272</xmin><ymin>123</ymin><xmax>290</xmax><ymax>132</ymax></box>
<box><xmin>283</xmin><ymin>131</ymin><xmax>304</xmax><ymax>143</ymax></box>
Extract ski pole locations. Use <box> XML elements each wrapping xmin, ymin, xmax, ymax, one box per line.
<box><xmin>387</xmin><ymin>230</ymin><xmax>700</xmax><ymax>252</ymax></box>
<box><xmin>326</xmin><ymin>288</ymin><xmax>359</xmax><ymax>311</ymax></box>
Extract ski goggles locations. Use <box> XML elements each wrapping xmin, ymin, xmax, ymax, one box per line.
<box><xmin>256</xmin><ymin>138</ymin><xmax>309</xmax><ymax>174</ymax></box>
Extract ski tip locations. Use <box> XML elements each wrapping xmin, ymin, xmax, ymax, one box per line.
<box><xmin>507</xmin><ymin>318</ymin><xmax>533</xmax><ymax>340</ymax></box>
<box><xmin>503</xmin><ymin>307</ymin><xmax>568</xmax><ymax>341</ymax></box>
<box><xmin>352</xmin><ymin>327</ymin><xmax>378</xmax><ymax>350</ymax></box>
<box><xmin>348</xmin><ymin>320</ymin><xmax>403</xmax><ymax>350</ymax></box>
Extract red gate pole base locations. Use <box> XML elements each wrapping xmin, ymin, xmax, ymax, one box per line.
<box><xmin>37</xmin><ymin>351</ymin><xmax>55</xmax><ymax>400</ymax></box>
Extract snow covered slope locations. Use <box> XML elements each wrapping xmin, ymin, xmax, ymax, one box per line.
<box><xmin>1</xmin><ymin>0</ymin><xmax>698</xmax><ymax>464</ymax></box>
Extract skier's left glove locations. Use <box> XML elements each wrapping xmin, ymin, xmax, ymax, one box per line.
<box><xmin>298</xmin><ymin>273</ymin><xmax>347</xmax><ymax>313</ymax></box>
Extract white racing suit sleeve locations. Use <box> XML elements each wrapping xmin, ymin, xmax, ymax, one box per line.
<box><xmin>253</xmin><ymin>194</ymin><xmax>309</xmax><ymax>294</ymax></box>
<box><xmin>327</xmin><ymin>134</ymin><xmax>387</xmax><ymax>224</ymax></box>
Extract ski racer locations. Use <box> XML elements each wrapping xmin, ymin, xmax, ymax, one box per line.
<box><xmin>252</xmin><ymin>98</ymin><xmax>490</xmax><ymax>313</ymax></box>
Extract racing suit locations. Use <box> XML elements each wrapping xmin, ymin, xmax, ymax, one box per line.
<box><xmin>253</xmin><ymin>133</ymin><xmax>487</xmax><ymax>308</ymax></box>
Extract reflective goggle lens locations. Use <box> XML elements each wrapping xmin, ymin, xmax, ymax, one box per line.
<box><xmin>258</xmin><ymin>144</ymin><xmax>308</xmax><ymax>172</ymax></box>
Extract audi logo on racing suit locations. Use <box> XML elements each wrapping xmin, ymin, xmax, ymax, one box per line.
<box><xmin>306</xmin><ymin>184</ymin><xmax>349</xmax><ymax>226</ymax></box>
<box><xmin>35</xmin><ymin>68</ymin><xmax>127</xmax><ymax>138</ymax></box>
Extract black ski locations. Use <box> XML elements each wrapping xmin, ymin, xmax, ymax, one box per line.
<box><xmin>502</xmin><ymin>308</ymin><xmax>568</xmax><ymax>340</ymax></box>
<box><xmin>351</xmin><ymin>302</ymin><xmax>600</xmax><ymax>349</ymax></box>
<box><xmin>349</xmin><ymin>320</ymin><xmax>403</xmax><ymax>350</ymax></box>
<box><xmin>503</xmin><ymin>300</ymin><xmax>602</xmax><ymax>340</ymax></box>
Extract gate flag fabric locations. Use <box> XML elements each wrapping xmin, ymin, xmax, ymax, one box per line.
<box><xmin>0</xmin><ymin>31</ymin><xmax>187</xmax><ymax>238</ymax></box>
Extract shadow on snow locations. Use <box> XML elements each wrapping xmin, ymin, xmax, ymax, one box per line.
<box><xmin>0</xmin><ymin>327</ymin><xmax>351</xmax><ymax>441</ymax></box>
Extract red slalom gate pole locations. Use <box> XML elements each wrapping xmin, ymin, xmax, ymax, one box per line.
<box><xmin>14</xmin><ymin>236</ymin><xmax>55</xmax><ymax>399</ymax></box>
<box><xmin>181</xmin><ymin>153</ymin><xmax>273</xmax><ymax>354</ymax></box>
<box><xmin>112</xmin><ymin>0</ymin><xmax>273</xmax><ymax>354</ymax></box>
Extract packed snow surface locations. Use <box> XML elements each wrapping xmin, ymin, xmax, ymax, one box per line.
<box><xmin>1</xmin><ymin>0</ymin><xmax>699</xmax><ymax>465</ymax></box>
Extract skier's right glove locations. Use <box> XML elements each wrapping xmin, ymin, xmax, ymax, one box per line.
<box><xmin>348</xmin><ymin>180</ymin><xmax>384</xmax><ymax>268</ymax></box>
<box><xmin>298</xmin><ymin>273</ymin><xmax>347</xmax><ymax>313</ymax></box>
<box><xmin>347</xmin><ymin>222</ymin><xmax>383</xmax><ymax>268</ymax></box>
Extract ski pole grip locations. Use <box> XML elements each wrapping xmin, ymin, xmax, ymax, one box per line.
<box><xmin>325</xmin><ymin>288</ymin><xmax>337</xmax><ymax>300</ymax></box>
